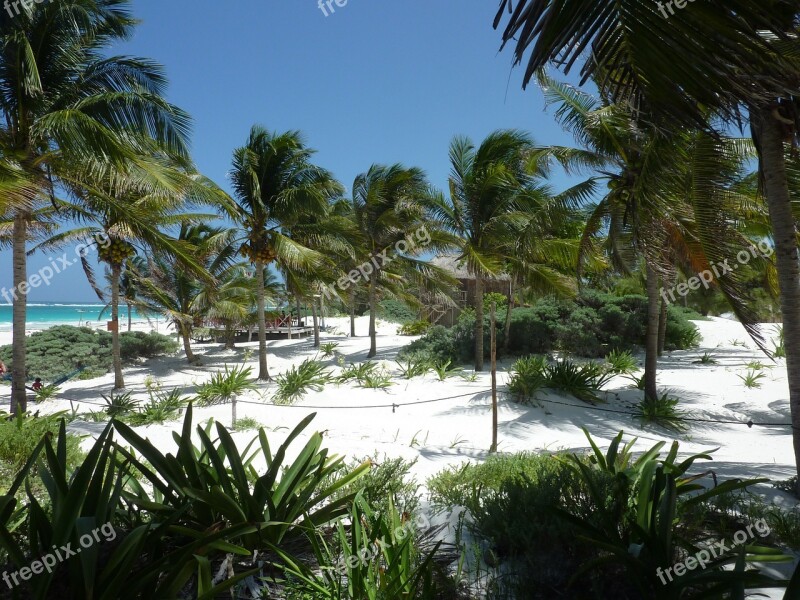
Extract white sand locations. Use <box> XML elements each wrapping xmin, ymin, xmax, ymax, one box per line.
<box><xmin>3</xmin><ymin>315</ymin><xmax>797</xmax><ymax>592</ymax></box>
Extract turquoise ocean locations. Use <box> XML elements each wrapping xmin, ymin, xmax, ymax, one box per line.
<box><xmin>0</xmin><ymin>303</ymin><xmax>142</xmax><ymax>332</ymax></box>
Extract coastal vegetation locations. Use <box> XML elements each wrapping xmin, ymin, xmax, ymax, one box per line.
<box><xmin>0</xmin><ymin>0</ymin><xmax>799</xmax><ymax>597</ymax></box>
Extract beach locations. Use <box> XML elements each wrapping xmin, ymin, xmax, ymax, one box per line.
<box><xmin>5</xmin><ymin>315</ymin><xmax>790</xmax><ymax>493</ymax></box>
<box><xmin>1</xmin><ymin>314</ymin><xmax>795</xmax><ymax>597</ymax></box>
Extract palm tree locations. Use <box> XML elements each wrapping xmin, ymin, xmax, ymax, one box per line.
<box><xmin>493</xmin><ymin>0</ymin><xmax>800</xmax><ymax>493</ymax></box>
<box><xmin>351</xmin><ymin>164</ymin><xmax>447</xmax><ymax>358</ymax></box>
<box><xmin>425</xmin><ymin>131</ymin><xmax>538</xmax><ymax>371</ymax></box>
<box><xmin>132</xmin><ymin>224</ymin><xmax>240</xmax><ymax>364</ymax></box>
<box><xmin>541</xmin><ymin>79</ymin><xmax>767</xmax><ymax>402</ymax></box>
<box><xmin>36</xmin><ymin>164</ymin><xmax>220</xmax><ymax>388</ymax></box>
<box><xmin>0</xmin><ymin>0</ymin><xmax>191</xmax><ymax>412</ymax></box>
<box><xmin>231</xmin><ymin>127</ymin><xmax>343</xmax><ymax>380</ymax></box>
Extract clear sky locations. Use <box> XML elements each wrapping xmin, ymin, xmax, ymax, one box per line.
<box><xmin>1</xmin><ymin>0</ymin><xmax>585</xmax><ymax>302</ymax></box>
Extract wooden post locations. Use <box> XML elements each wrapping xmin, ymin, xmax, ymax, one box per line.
<box><xmin>490</xmin><ymin>302</ymin><xmax>498</xmax><ymax>453</ymax></box>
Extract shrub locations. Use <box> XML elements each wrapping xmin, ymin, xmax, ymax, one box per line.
<box><xmin>605</xmin><ymin>349</ymin><xmax>639</xmax><ymax>375</ymax></box>
<box><xmin>328</xmin><ymin>453</ymin><xmax>421</xmax><ymax>517</ymax></box>
<box><xmin>507</xmin><ymin>355</ymin><xmax>549</xmax><ymax>402</ymax></box>
<box><xmin>544</xmin><ymin>359</ymin><xmax>613</xmax><ymax>404</ymax></box>
<box><xmin>101</xmin><ymin>390</ymin><xmax>137</xmax><ymax>418</ymax></box>
<box><xmin>431</xmin><ymin>359</ymin><xmax>463</xmax><ymax>381</ymax></box>
<box><xmin>196</xmin><ymin>365</ymin><xmax>257</xmax><ymax>406</ymax></box>
<box><xmin>320</xmin><ymin>341</ymin><xmax>339</xmax><ymax>358</ymax></box>
<box><xmin>118</xmin><ymin>330</ymin><xmax>179</xmax><ymax>360</ymax></box>
<box><xmin>127</xmin><ymin>388</ymin><xmax>188</xmax><ymax>426</ymax></box>
<box><xmin>0</xmin><ymin>326</ymin><xmax>177</xmax><ymax>382</ymax></box>
<box><xmin>360</xmin><ymin>371</ymin><xmax>394</xmax><ymax>389</ymax></box>
<box><xmin>396</xmin><ymin>357</ymin><xmax>432</xmax><ymax>379</ymax></box>
<box><xmin>375</xmin><ymin>299</ymin><xmax>417</xmax><ymax>324</ymax></box>
<box><xmin>0</xmin><ymin>412</ymin><xmax>83</xmax><ymax>480</ymax></box>
<box><xmin>397</xmin><ymin>320</ymin><xmax>432</xmax><ymax>336</ymax></box>
<box><xmin>400</xmin><ymin>292</ymin><xmax>701</xmax><ymax>363</ymax></box>
<box><xmin>483</xmin><ymin>291</ymin><xmax>508</xmax><ymax>312</ymax></box>
<box><xmin>335</xmin><ymin>361</ymin><xmax>378</xmax><ymax>385</ymax></box>
<box><xmin>277</xmin><ymin>495</ymin><xmax>452</xmax><ymax>600</ymax></box>
<box><xmin>274</xmin><ymin>359</ymin><xmax>331</xmax><ymax>404</ymax></box>
<box><xmin>428</xmin><ymin>452</ymin><xmax>613</xmax><ymax>597</ymax></box>
<box><xmin>633</xmin><ymin>392</ymin><xmax>689</xmax><ymax>432</ymax></box>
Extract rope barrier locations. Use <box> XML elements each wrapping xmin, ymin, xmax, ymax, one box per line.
<box><xmin>36</xmin><ymin>386</ymin><xmax>793</xmax><ymax>431</ymax></box>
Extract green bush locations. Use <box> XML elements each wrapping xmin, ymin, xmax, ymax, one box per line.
<box><xmin>328</xmin><ymin>454</ymin><xmax>421</xmax><ymax>517</ymax></box>
<box><xmin>398</xmin><ymin>320</ymin><xmax>432</xmax><ymax>336</ymax></box>
<box><xmin>483</xmin><ymin>291</ymin><xmax>508</xmax><ymax>312</ymax></box>
<box><xmin>507</xmin><ymin>355</ymin><xmax>549</xmax><ymax>402</ymax></box>
<box><xmin>428</xmin><ymin>452</ymin><xmax>617</xmax><ymax>597</ymax></box>
<box><xmin>401</xmin><ymin>292</ymin><xmax>701</xmax><ymax>363</ymax></box>
<box><xmin>118</xmin><ymin>330</ymin><xmax>179</xmax><ymax>360</ymax></box>
<box><xmin>375</xmin><ymin>299</ymin><xmax>417</xmax><ymax>324</ymax></box>
<box><xmin>274</xmin><ymin>359</ymin><xmax>332</xmax><ymax>404</ymax></box>
<box><xmin>0</xmin><ymin>326</ymin><xmax>177</xmax><ymax>382</ymax></box>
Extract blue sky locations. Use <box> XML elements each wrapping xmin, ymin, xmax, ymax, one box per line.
<box><xmin>1</xmin><ymin>0</ymin><xmax>586</xmax><ymax>302</ymax></box>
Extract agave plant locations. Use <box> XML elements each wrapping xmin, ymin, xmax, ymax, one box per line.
<box><xmin>508</xmin><ymin>355</ymin><xmax>549</xmax><ymax>402</ymax></box>
<box><xmin>274</xmin><ymin>359</ymin><xmax>332</xmax><ymax>405</ymax></box>
<box><xmin>195</xmin><ymin>365</ymin><xmax>257</xmax><ymax>427</ymax></box>
<box><xmin>0</xmin><ymin>419</ymin><xmax>255</xmax><ymax>599</ymax></box>
<box><xmin>274</xmin><ymin>494</ymin><xmax>448</xmax><ymax>599</ymax></box>
<box><xmin>553</xmin><ymin>429</ymin><xmax>789</xmax><ymax>598</ymax></box>
<box><xmin>114</xmin><ymin>407</ymin><xmax>370</xmax><ymax>552</ymax></box>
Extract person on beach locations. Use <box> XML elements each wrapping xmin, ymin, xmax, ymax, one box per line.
<box><xmin>32</xmin><ymin>378</ymin><xmax>43</xmax><ymax>392</ymax></box>
<box><xmin>0</xmin><ymin>360</ymin><xmax>9</xmax><ymax>381</ymax></box>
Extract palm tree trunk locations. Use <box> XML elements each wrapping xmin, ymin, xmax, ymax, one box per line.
<box><xmin>657</xmin><ymin>298</ymin><xmax>668</xmax><ymax>357</ymax></box>
<box><xmin>127</xmin><ymin>303</ymin><xmax>132</xmax><ymax>332</ymax></box>
<box><xmin>367</xmin><ymin>277</ymin><xmax>378</xmax><ymax>358</ymax></box>
<box><xmin>11</xmin><ymin>212</ymin><xmax>28</xmax><ymax>415</ymax></box>
<box><xmin>350</xmin><ymin>290</ymin><xmax>357</xmax><ymax>338</ymax></box>
<box><xmin>475</xmin><ymin>274</ymin><xmax>485</xmax><ymax>371</ymax></box>
<box><xmin>255</xmin><ymin>258</ymin><xmax>269</xmax><ymax>380</ymax></box>
<box><xmin>644</xmin><ymin>262</ymin><xmax>660</xmax><ymax>403</ymax></box>
<box><xmin>312</xmin><ymin>297</ymin><xmax>320</xmax><ymax>348</ymax></box>
<box><xmin>756</xmin><ymin>105</ymin><xmax>800</xmax><ymax>492</ymax></box>
<box><xmin>502</xmin><ymin>279</ymin><xmax>515</xmax><ymax>354</ymax></box>
<box><xmin>181</xmin><ymin>325</ymin><xmax>197</xmax><ymax>364</ymax></box>
<box><xmin>111</xmin><ymin>263</ymin><xmax>124</xmax><ymax>390</ymax></box>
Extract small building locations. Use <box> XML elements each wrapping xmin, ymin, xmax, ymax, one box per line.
<box><xmin>422</xmin><ymin>255</ymin><xmax>512</xmax><ymax>326</ymax></box>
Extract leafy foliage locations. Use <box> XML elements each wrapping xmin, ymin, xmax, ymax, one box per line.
<box><xmin>0</xmin><ymin>326</ymin><xmax>177</xmax><ymax>381</ymax></box>
<box><xmin>275</xmin><ymin>495</ymin><xmax>451</xmax><ymax>599</ymax></box>
<box><xmin>398</xmin><ymin>320</ymin><xmax>432</xmax><ymax>336</ymax></box>
<box><xmin>274</xmin><ymin>359</ymin><xmax>332</xmax><ymax>404</ymax></box>
<box><xmin>633</xmin><ymin>392</ymin><xmax>690</xmax><ymax>432</ymax></box>
<box><xmin>544</xmin><ymin>360</ymin><xmax>613</xmax><ymax>404</ymax></box>
<box><xmin>507</xmin><ymin>355</ymin><xmax>549</xmax><ymax>402</ymax></box>
<box><xmin>401</xmin><ymin>293</ymin><xmax>701</xmax><ymax>363</ymax></box>
<box><xmin>396</xmin><ymin>357</ymin><xmax>433</xmax><ymax>379</ymax></box>
<box><xmin>604</xmin><ymin>349</ymin><xmax>639</xmax><ymax>375</ymax></box>
<box><xmin>196</xmin><ymin>365</ymin><xmax>257</xmax><ymax>406</ymax></box>
<box><xmin>116</xmin><ymin>408</ymin><xmax>370</xmax><ymax>551</ymax></box>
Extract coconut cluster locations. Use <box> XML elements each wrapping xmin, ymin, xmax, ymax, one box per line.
<box><xmin>241</xmin><ymin>243</ymin><xmax>277</xmax><ymax>264</ymax></box>
<box><xmin>98</xmin><ymin>238</ymin><xmax>135</xmax><ymax>265</ymax></box>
